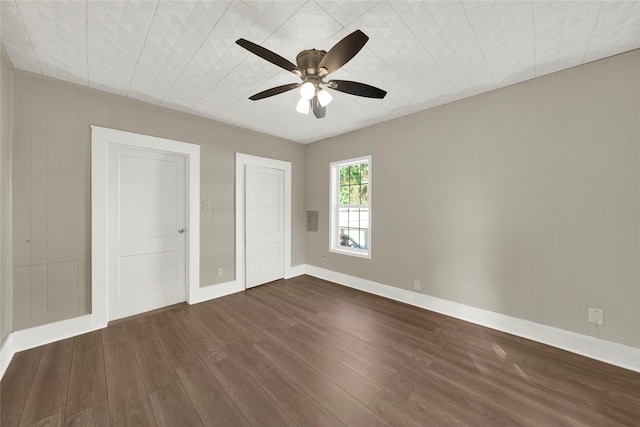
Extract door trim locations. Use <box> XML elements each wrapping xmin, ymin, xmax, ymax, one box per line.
<box><xmin>235</xmin><ymin>153</ymin><xmax>291</xmax><ymax>289</ymax></box>
<box><xmin>92</xmin><ymin>126</ymin><xmax>200</xmax><ymax>324</ymax></box>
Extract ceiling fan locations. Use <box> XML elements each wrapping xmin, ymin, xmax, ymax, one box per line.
<box><xmin>236</xmin><ymin>30</ymin><xmax>387</xmax><ymax>119</ymax></box>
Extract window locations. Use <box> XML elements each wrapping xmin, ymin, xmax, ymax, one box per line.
<box><xmin>330</xmin><ymin>156</ymin><xmax>371</xmax><ymax>258</ymax></box>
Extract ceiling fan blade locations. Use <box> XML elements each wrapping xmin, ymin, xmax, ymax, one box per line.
<box><xmin>327</xmin><ymin>80</ymin><xmax>387</xmax><ymax>99</ymax></box>
<box><xmin>236</xmin><ymin>38</ymin><xmax>300</xmax><ymax>75</ymax></box>
<box><xmin>249</xmin><ymin>83</ymin><xmax>301</xmax><ymax>100</ymax></box>
<box><xmin>312</xmin><ymin>96</ymin><xmax>326</xmax><ymax>119</ymax></box>
<box><xmin>318</xmin><ymin>30</ymin><xmax>369</xmax><ymax>74</ymax></box>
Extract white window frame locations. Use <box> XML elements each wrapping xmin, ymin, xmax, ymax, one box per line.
<box><xmin>330</xmin><ymin>155</ymin><xmax>372</xmax><ymax>259</ymax></box>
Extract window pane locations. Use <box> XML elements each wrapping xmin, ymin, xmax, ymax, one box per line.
<box><xmin>340</xmin><ymin>185</ymin><xmax>350</xmax><ymax>205</ymax></box>
<box><xmin>360</xmin><ymin>184</ymin><xmax>368</xmax><ymax>203</ymax></box>
<box><xmin>361</xmin><ymin>163</ymin><xmax>368</xmax><ymax>183</ymax></box>
<box><xmin>338</xmin><ymin>207</ymin><xmax>349</xmax><ymax>228</ymax></box>
<box><xmin>348</xmin><ymin>228</ymin><xmax>365</xmax><ymax>249</ymax></box>
<box><xmin>349</xmin><ymin>185</ymin><xmax>361</xmax><ymax>204</ymax></box>
<box><xmin>351</xmin><ymin>164</ymin><xmax>361</xmax><ymax>184</ymax></box>
<box><xmin>340</xmin><ymin>166</ymin><xmax>349</xmax><ymax>185</ymax></box>
<box><xmin>348</xmin><ymin>208</ymin><xmax>360</xmax><ymax>228</ymax></box>
<box><xmin>359</xmin><ymin>208</ymin><xmax>369</xmax><ymax>230</ymax></box>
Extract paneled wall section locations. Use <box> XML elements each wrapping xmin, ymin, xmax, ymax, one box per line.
<box><xmin>1</xmin><ymin>50</ymin><xmax>14</xmax><ymax>342</ymax></box>
<box><xmin>11</xmin><ymin>72</ymin><xmax>306</xmax><ymax>331</ymax></box>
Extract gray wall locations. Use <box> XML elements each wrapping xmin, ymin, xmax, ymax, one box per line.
<box><xmin>305</xmin><ymin>50</ymin><xmax>640</xmax><ymax>348</ymax></box>
<box><xmin>11</xmin><ymin>71</ymin><xmax>306</xmax><ymax>331</ymax></box>
<box><xmin>1</xmin><ymin>48</ymin><xmax>13</xmax><ymax>343</ymax></box>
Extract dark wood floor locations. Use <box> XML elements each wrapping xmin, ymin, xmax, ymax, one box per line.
<box><xmin>2</xmin><ymin>275</ymin><xmax>639</xmax><ymax>426</ymax></box>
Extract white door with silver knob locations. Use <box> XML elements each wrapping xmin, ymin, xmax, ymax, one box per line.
<box><xmin>108</xmin><ymin>146</ymin><xmax>187</xmax><ymax>320</ymax></box>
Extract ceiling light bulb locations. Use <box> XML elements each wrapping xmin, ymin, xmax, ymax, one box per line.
<box><xmin>317</xmin><ymin>89</ymin><xmax>333</xmax><ymax>107</ymax></box>
<box><xmin>300</xmin><ymin>82</ymin><xmax>315</xmax><ymax>100</ymax></box>
<box><xmin>296</xmin><ymin>98</ymin><xmax>310</xmax><ymax>114</ymax></box>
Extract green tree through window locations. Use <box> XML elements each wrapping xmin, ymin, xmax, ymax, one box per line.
<box><xmin>339</xmin><ymin>163</ymin><xmax>368</xmax><ymax>205</ymax></box>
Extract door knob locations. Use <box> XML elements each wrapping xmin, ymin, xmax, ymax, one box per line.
<box><xmin>178</xmin><ymin>228</ymin><xmax>185</xmax><ymax>234</ymax></box>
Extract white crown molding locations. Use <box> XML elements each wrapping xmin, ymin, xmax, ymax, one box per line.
<box><xmin>305</xmin><ymin>265</ymin><xmax>640</xmax><ymax>373</ymax></box>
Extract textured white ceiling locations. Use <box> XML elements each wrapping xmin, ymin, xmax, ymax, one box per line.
<box><xmin>2</xmin><ymin>1</ymin><xmax>639</xmax><ymax>144</ymax></box>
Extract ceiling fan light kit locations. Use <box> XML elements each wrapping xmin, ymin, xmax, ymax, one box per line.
<box><xmin>317</xmin><ymin>89</ymin><xmax>333</xmax><ymax>107</ymax></box>
<box><xmin>236</xmin><ymin>30</ymin><xmax>387</xmax><ymax>119</ymax></box>
<box><xmin>299</xmin><ymin>82</ymin><xmax>316</xmax><ymax>100</ymax></box>
<box><xmin>296</xmin><ymin>97</ymin><xmax>310</xmax><ymax>114</ymax></box>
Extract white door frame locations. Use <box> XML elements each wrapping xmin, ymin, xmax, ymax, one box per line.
<box><xmin>92</xmin><ymin>126</ymin><xmax>200</xmax><ymax>325</ymax></box>
<box><xmin>235</xmin><ymin>153</ymin><xmax>291</xmax><ymax>289</ymax></box>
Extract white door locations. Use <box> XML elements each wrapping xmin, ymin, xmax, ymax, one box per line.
<box><xmin>108</xmin><ymin>146</ymin><xmax>187</xmax><ymax>320</ymax></box>
<box><xmin>245</xmin><ymin>165</ymin><xmax>285</xmax><ymax>288</ymax></box>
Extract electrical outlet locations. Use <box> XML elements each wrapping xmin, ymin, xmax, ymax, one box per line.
<box><xmin>201</xmin><ymin>200</ymin><xmax>210</xmax><ymax>211</ymax></box>
<box><xmin>217</xmin><ymin>268</ymin><xmax>223</xmax><ymax>277</ymax></box>
<box><xmin>588</xmin><ymin>308</ymin><xmax>604</xmax><ymax>325</ymax></box>
<box><xmin>321</xmin><ymin>256</ymin><xmax>326</xmax><ymax>265</ymax></box>
<box><xmin>414</xmin><ymin>280</ymin><xmax>421</xmax><ymax>291</ymax></box>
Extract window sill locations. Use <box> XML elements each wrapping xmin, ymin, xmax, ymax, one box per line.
<box><xmin>329</xmin><ymin>247</ymin><xmax>371</xmax><ymax>259</ymax></box>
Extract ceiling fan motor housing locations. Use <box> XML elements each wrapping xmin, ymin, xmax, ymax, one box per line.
<box><xmin>296</xmin><ymin>49</ymin><xmax>329</xmax><ymax>80</ymax></box>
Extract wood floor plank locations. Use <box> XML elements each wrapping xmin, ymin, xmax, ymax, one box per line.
<box><xmin>369</xmin><ymin>389</ymin><xmax>445</xmax><ymax>427</ymax></box>
<box><xmin>201</xmin><ymin>298</ymin><xmax>267</xmax><ymax>344</ymax></box>
<box><xmin>224</xmin><ymin>340</ymin><xmax>345</xmax><ymax>427</ymax></box>
<box><xmin>65</xmin><ymin>331</ymin><xmax>107</xmax><ymax>417</ymax></box>
<box><xmin>402</xmin><ymin>356</ymin><xmax>571</xmax><ymax>427</ymax></box>
<box><xmin>314</xmin><ymin>309</ymin><xmax>424</xmax><ymax>360</ymax></box>
<box><xmin>250</xmin><ymin>284</ymin><xmax>407</xmax><ymax>374</ymax></box>
<box><xmin>184</xmin><ymin>304</ymin><xmax>241</xmax><ymax>347</ymax></box>
<box><xmin>147</xmin><ymin>380</ymin><xmax>203</xmax><ymax>427</ymax></box>
<box><xmin>254</xmin><ymin>337</ymin><xmax>388</xmax><ymax>427</ymax></box>
<box><xmin>206</xmin><ymin>356</ymin><xmax>297</xmax><ymax>426</ymax></box>
<box><xmin>170</xmin><ymin>309</ymin><xmax>228</xmax><ymax>365</ymax></box>
<box><xmin>240</xmin><ymin>290</ymin><xmax>297</xmax><ymax>329</ymax></box>
<box><xmin>402</xmin><ymin>363</ymin><xmax>527</xmax><ymax>426</ymax></box>
<box><xmin>175</xmin><ymin>361</ymin><xmax>250</xmax><ymax>427</ymax></box>
<box><xmin>407</xmin><ymin>386</ymin><xmax>496</xmax><ymax>427</ymax></box>
<box><xmin>18</xmin><ymin>339</ymin><xmax>74</xmax><ymax>426</ymax></box>
<box><xmin>146</xmin><ymin>310</ymin><xmax>201</xmax><ymax>369</ymax></box>
<box><xmin>224</xmin><ymin>291</ymin><xmax>295</xmax><ymax>331</ymax></box>
<box><xmin>125</xmin><ymin>319</ymin><xmax>177</xmax><ymax>393</ymax></box>
<box><xmin>148</xmin><ymin>309</ymin><xmax>250</xmax><ymax>426</ymax></box>
<box><xmin>287</xmin><ymin>322</ymin><xmax>415</xmax><ymax>400</ymax></box>
<box><xmin>296</xmin><ymin>275</ymin><xmax>458</xmax><ymax>334</ymax></box>
<box><xmin>64</xmin><ymin>402</ymin><xmax>109</xmax><ymax>427</ymax></box>
<box><xmin>24</xmin><ymin>412</ymin><xmax>64</xmax><ymax>427</ymax></box>
<box><xmin>3</xmin><ymin>276</ymin><xmax>640</xmax><ymax>427</ymax></box>
<box><xmin>265</xmin><ymin>325</ymin><xmax>381</xmax><ymax>405</ymax></box>
<box><xmin>1</xmin><ymin>347</ymin><xmax>44</xmax><ymax>427</ymax></box>
<box><xmin>102</xmin><ymin>325</ymin><xmax>157</xmax><ymax>427</ymax></box>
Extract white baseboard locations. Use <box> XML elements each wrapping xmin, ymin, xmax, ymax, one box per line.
<box><xmin>11</xmin><ymin>314</ymin><xmax>105</xmax><ymax>354</ymax></box>
<box><xmin>0</xmin><ymin>333</ymin><xmax>13</xmax><ymax>379</ymax></box>
<box><xmin>305</xmin><ymin>265</ymin><xmax>640</xmax><ymax>373</ymax></box>
<box><xmin>286</xmin><ymin>264</ymin><xmax>306</xmax><ymax>279</ymax></box>
<box><xmin>190</xmin><ymin>265</ymin><xmax>306</xmax><ymax>305</ymax></box>
<box><xmin>1</xmin><ymin>313</ymin><xmax>105</xmax><ymax>380</ymax></box>
<box><xmin>188</xmin><ymin>280</ymin><xmax>245</xmax><ymax>304</ymax></box>
<box><xmin>3</xmin><ymin>265</ymin><xmax>637</xmax><ymax>381</ymax></box>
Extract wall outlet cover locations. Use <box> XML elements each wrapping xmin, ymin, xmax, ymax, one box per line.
<box><xmin>588</xmin><ymin>308</ymin><xmax>604</xmax><ymax>325</ymax></box>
